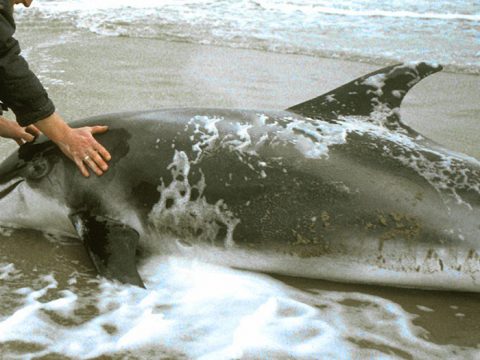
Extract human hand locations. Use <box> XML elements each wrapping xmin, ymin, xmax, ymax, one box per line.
<box><xmin>55</xmin><ymin>126</ymin><xmax>111</xmax><ymax>177</ymax></box>
<box><xmin>35</xmin><ymin>112</ymin><xmax>111</xmax><ymax>178</ymax></box>
<box><xmin>0</xmin><ymin>116</ymin><xmax>41</xmax><ymax>145</ymax></box>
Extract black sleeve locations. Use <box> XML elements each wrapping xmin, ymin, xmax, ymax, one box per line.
<box><xmin>0</xmin><ymin>2</ymin><xmax>55</xmax><ymax>126</ymax></box>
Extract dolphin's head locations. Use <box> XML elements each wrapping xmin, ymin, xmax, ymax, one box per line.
<box><xmin>0</xmin><ymin>140</ymin><xmax>71</xmax><ymax>232</ymax></box>
<box><xmin>0</xmin><ymin>140</ymin><xmax>60</xmax><ymax>195</ymax></box>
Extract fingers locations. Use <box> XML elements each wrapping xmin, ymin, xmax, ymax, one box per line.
<box><xmin>77</xmin><ymin>150</ymin><xmax>107</xmax><ymax>177</ymax></box>
<box><xmin>89</xmin><ymin>125</ymin><xmax>111</xmax><ymax>163</ymax></box>
<box><xmin>88</xmin><ymin>124</ymin><xmax>111</xmax><ymax>161</ymax></box>
<box><xmin>89</xmin><ymin>149</ymin><xmax>109</xmax><ymax>173</ymax></box>
<box><xmin>13</xmin><ymin>130</ymin><xmax>34</xmax><ymax>145</ymax></box>
<box><xmin>94</xmin><ymin>142</ymin><xmax>111</xmax><ymax>162</ymax></box>
<box><xmin>0</xmin><ymin>117</ymin><xmax>37</xmax><ymax>143</ymax></box>
<box><xmin>83</xmin><ymin>154</ymin><xmax>104</xmax><ymax>177</ymax></box>
<box><xmin>20</xmin><ymin>131</ymin><xmax>35</xmax><ymax>143</ymax></box>
<box><xmin>91</xmin><ymin>125</ymin><xmax>109</xmax><ymax>135</ymax></box>
<box><xmin>91</xmin><ymin>126</ymin><xmax>112</xmax><ymax>160</ymax></box>
<box><xmin>25</xmin><ymin>125</ymin><xmax>41</xmax><ymax>138</ymax></box>
<box><xmin>75</xmin><ymin>157</ymin><xmax>90</xmax><ymax>178</ymax></box>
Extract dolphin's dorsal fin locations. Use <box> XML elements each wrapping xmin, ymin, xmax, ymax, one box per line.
<box><xmin>287</xmin><ymin>62</ymin><xmax>442</xmax><ymax>119</ymax></box>
<box><xmin>69</xmin><ymin>211</ymin><xmax>145</xmax><ymax>288</ymax></box>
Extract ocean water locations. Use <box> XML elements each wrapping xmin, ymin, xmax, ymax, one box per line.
<box><xmin>16</xmin><ymin>0</ymin><xmax>480</xmax><ymax>74</ymax></box>
<box><xmin>0</xmin><ymin>1</ymin><xmax>479</xmax><ymax>359</ymax></box>
<box><xmin>1</xmin><ymin>235</ymin><xmax>479</xmax><ymax>359</ymax></box>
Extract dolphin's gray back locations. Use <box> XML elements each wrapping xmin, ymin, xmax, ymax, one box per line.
<box><xmin>75</xmin><ymin>107</ymin><xmax>479</xmax><ymax>248</ymax></box>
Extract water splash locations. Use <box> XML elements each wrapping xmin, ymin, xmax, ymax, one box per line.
<box><xmin>0</xmin><ymin>256</ymin><xmax>477</xmax><ymax>359</ymax></box>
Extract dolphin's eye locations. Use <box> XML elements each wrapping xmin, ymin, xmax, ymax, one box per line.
<box><xmin>26</xmin><ymin>157</ymin><xmax>51</xmax><ymax>180</ymax></box>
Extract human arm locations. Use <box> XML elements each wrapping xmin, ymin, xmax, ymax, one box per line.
<box><xmin>0</xmin><ymin>3</ymin><xmax>55</xmax><ymax>127</ymax></box>
<box><xmin>35</xmin><ymin>112</ymin><xmax>111</xmax><ymax>177</ymax></box>
<box><xmin>0</xmin><ymin>2</ymin><xmax>111</xmax><ymax>177</ymax></box>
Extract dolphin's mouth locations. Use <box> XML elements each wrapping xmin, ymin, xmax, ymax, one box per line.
<box><xmin>0</xmin><ymin>179</ymin><xmax>24</xmax><ymax>200</ymax></box>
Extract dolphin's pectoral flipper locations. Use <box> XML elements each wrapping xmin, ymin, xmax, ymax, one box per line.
<box><xmin>69</xmin><ymin>211</ymin><xmax>145</xmax><ymax>288</ymax></box>
<box><xmin>287</xmin><ymin>62</ymin><xmax>443</xmax><ymax>120</ymax></box>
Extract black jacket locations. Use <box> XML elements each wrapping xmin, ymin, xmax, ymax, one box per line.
<box><xmin>0</xmin><ymin>0</ymin><xmax>55</xmax><ymax>126</ymax></box>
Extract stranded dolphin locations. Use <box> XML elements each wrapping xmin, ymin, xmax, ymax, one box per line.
<box><xmin>0</xmin><ymin>62</ymin><xmax>479</xmax><ymax>291</ymax></box>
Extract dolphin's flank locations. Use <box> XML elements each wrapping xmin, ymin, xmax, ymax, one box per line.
<box><xmin>0</xmin><ymin>62</ymin><xmax>478</xmax><ymax>292</ymax></box>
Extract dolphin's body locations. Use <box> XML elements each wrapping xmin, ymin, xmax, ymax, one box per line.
<box><xmin>0</xmin><ymin>63</ymin><xmax>479</xmax><ymax>291</ymax></box>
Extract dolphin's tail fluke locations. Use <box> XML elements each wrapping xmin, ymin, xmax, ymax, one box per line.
<box><xmin>287</xmin><ymin>62</ymin><xmax>442</xmax><ymax>120</ymax></box>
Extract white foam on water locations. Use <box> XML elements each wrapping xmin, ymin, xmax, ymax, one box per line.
<box><xmin>0</xmin><ymin>257</ymin><xmax>477</xmax><ymax>359</ymax></box>
<box><xmin>362</xmin><ymin>73</ymin><xmax>386</xmax><ymax>96</ymax></box>
<box><xmin>15</xmin><ymin>0</ymin><xmax>480</xmax><ymax>74</ymax></box>
<box><xmin>255</xmin><ymin>2</ymin><xmax>480</xmax><ymax>21</ymax></box>
<box><xmin>148</xmin><ymin>149</ymin><xmax>240</xmax><ymax>251</ymax></box>
<box><xmin>187</xmin><ymin>112</ymin><xmax>480</xmax><ymax>207</ymax></box>
<box><xmin>0</xmin><ymin>263</ymin><xmax>21</xmax><ymax>281</ymax></box>
<box><xmin>189</xmin><ymin>115</ymin><xmax>223</xmax><ymax>162</ymax></box>
<box><xmin>416</xmin><ymin>305</ymin><xmax>434</xmax><ymax>313</ymax></box>
<box><xmin>24</xmin><ymin>0</ymin><xmax>480</xmax><ymax>21</ymax></box>
<box><xmin>189</xmin><ymin>113</ymin><xmax>349</xmax><ymax>162</ymax></box>
<box><xmin>275</xmin><ymin>116</ymin><xmax>348</xmax><ymax>159</ymax></box>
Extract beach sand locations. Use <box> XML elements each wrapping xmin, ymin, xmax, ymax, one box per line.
<box><xmin>0</xmin><ymin>24</ymin><xmax>478</xmax><ymax>355</ymax></box>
